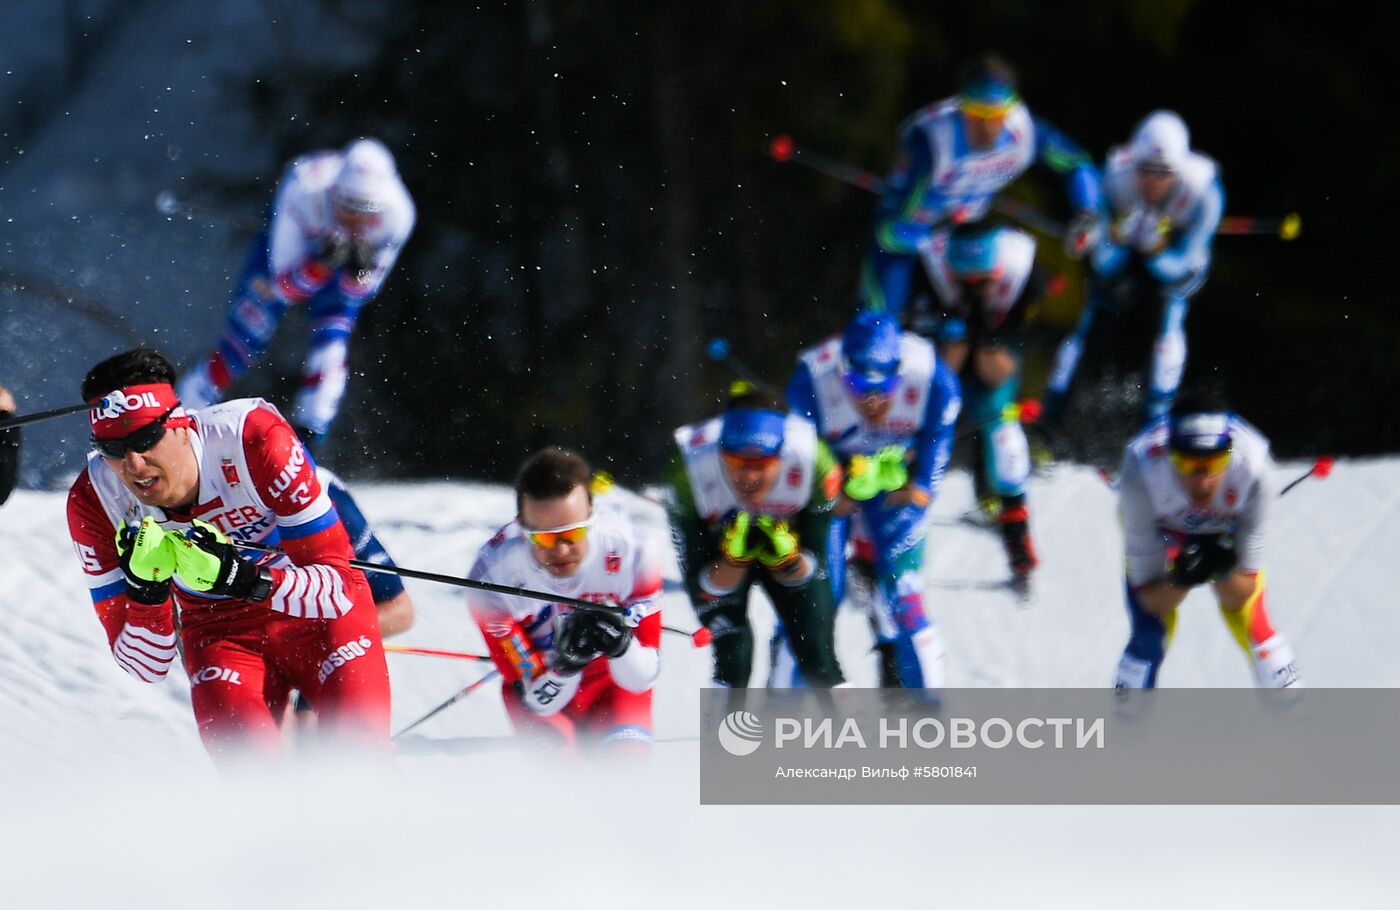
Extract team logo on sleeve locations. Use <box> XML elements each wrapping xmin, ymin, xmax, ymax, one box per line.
<box><xmin>787</xmin><ymin>467</ymin><xmax>802</xmax><ymax>487</ymax></box>
<box><xmin>605</xmin><ymin>551</ymin><xmax>621</xmax><ymax>574</ymax></box>
<box><xmin>268</xmin><ymin>443</ymin><xmax>309</xmax><ymax>500</ymax></box>
<box><xmin>221</xmin><ymin>459</ymin><xmax>241</xmax><ymax>486</ymax></box>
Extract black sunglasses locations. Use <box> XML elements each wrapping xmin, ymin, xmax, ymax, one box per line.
<box><xmin>92</xmin><ymin>409</ymin><xmax>174</xmax><ymax>459</ymax></box>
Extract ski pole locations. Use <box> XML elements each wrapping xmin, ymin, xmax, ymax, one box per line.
<box><xmin>385</xmin><ymin>644</ymin><xmax>491</xmax><ymax>661</ymax></box>
<box><xmin>391</xmin><ymin>622</ymin><xmax>709</xmax><ymax>738</ymax></box>
<box><xmin>1094</xmin><ymin>454</ymin><xmax>1334</xmax><ymax>495</ymax></box>
<box><xmin>706</xmin><ymin>337</ymin><xmax>780</xmax><ymax>393</ymax></box>
<box><xmin>768</xmin><ymin>134</ymin><xmax>1062</xmax><ymax>235</ymax></box>
<box><xmin>227</xmin><ymin>538</ymin><xmax>627</xmax><ymax>617</ymax></box>
<box><xmin>769</xmin><ymin>133</ymin><xmax>1303</xmax><ymax>241</ymax></box>
<box><xmin>0</xmin><ymin>399</ymin><xmax>110</xmax><ymax>433</ymax></box>
<box><xmin>228</xmin><ymin>538</ymin><xmax>713</xmax><ymax>647</ymax></box>
<box><xmin>1217</xmin><ymin>213</ymin><xmax>1302</xmax><ymax>240</ymax></box>
<box><xmin>953</xmin><ymin>399</ymin><xmax>1043</xmax><ymax>441</ymax></box>
<box><xmin>393</xmin><ymin>668</ymin><xmax>500</xmax><ymax>739</ymax></box>
<box><xmin>768</xmin><ymin>134</ymin><xmax>883</xmax><ymax>192</ymax></box>
<box><xmin>1279</xmin><ymin>455</ymin><xmax>1334</xmax><ymax>496</ymax></box>
<box><xmin>670</xmin><ymin>624</ymin><xmax>712</xmax><ymax>646</ymax></box>
<box><xmin>387</xmin><ymin>624</ymin><xmax>710</xmax><ymax>661</ymax></box>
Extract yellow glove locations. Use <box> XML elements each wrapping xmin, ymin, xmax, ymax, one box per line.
<box><xmin>844</xmin><ymin>446</ymin><xmax>908</xmax><ymax>501</ymax></box>
<box><xmin>115</xmin><ymin>516</ymin><xmax>178</xmax><ymax>583</ymax></box>
<box><xmin>752</xmin><ymin>515</ymin><xmax>800</xmax><ymax>570</ymax></box>
<box><xmin>720</xmin><ymin>511</ymin><xmax>761</xmax><ymax>565</ymax></box>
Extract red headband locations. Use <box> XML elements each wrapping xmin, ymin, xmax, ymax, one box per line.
<box><xmin>89</xmin><ymin>383</ymin><xmax>188</xmax><ymax>440</ymax></box>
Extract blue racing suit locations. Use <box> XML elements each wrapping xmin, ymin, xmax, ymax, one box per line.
<box><xmin>781</xmin><ymin>332</ymin><xmax>961</xmax><ymax>689</ymax></box>
<box><xmin>861</xmin><ymin>98</ymin><xmax>1099</xmax><ymax>317</ymax></box>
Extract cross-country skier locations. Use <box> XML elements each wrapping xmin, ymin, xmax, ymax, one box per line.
<box><xmin>786</xmin><ymin>309</ymin><xmax>961</xmax><ymax>689</ymax></box>
<box><xmin>1114</xmin><ymin>393</ymin><xmax>1302</xmax><ymax>689</ymax></box>
<box><xmin>666</xmin><ymin>386</ymin><xmax>846</xmax><ymax>689</ymax></box>
<box><xmin>468</xmin><ymin>448</ymin><xmax>664</xmax><ymax>754</ymax></box>
<box><xmin>176</xmin><ymin>138</ymin><xmax>415</xmax><ymax>446</ymax></box>
<box><xmin>0</xmin><ymin>384</ymin><xmax>18</xmax><ymax>506</ymax></box>
<box><xmin>916</xmin><ymin>223</ymin><xmax>1043</xmax><ymax>576</ymax></box>
<box><xmin>66</xmin><ymin>348</ymin><xmax>392</xmax><ymax>761</ymax></box>
<box><xmin>861</xmin><ymin>52</ymin><xmax>1100</xmax><ymax>316</ymax></box>
<box><xmin>1043</xmin><ymin>111</ymin><xmax>1224</xmax><ymax>427</ymax></box>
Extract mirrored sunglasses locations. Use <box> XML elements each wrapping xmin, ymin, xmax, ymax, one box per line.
<box><xmin>524</xmin><ymin>517</ymin><xmax>593</xmax><ymax>549</ymax></box>
<box><xmin>92</xmin><ymin>409</ymin><xmax>173</xmax><ymax>460</ymax></box>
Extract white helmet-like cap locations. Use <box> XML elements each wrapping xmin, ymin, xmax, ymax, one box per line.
<box><xmin>1131</xmin><ymin>110</ymin><xmax>1190</xmax><ymax>173</ymax></box>
<box><xmin>332</xmin><ymin>138</ymin><xmax>398</xmax><ymax>213</ymax></box>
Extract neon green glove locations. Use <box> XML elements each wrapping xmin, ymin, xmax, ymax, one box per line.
<box><xmin>170</xmin><ymin>519</ymin><xmax>272</xmax><ymax>600</ymax></box>
<box><xmin>752</xmin><ymin>515</ymin><xmax>800</xmax><ymax>570</ymax></box>
<box><xmin>871</xmin><ymin>445</ymin><xmax>909</xmax><ymax>492</ymax></box>
<box><xmin>720</xmin><ymin>511</ymin><xmax>762</xmax><ymax>566</ymax></box>
<box><xmin>169</xmin><ymin>519</ymin><xmax>228</xmax><ymax>592</ymax></box>
<box><xmin>114</xmin><ymin>517</ymin><xmax>178</xmax><ymax>605</ymax></box>
<box><xmin>844</xmin><ymin>446</ymin><xmax>908</xmax><ymax>501</ymax></box>
<box><xmin>115</xmin><ymin>517</ymin><xmax>178</xmax><ymax>583</ymax></box>
<box><xmin>843</xmin><ymin>454</ymin><xmax>881</xmax><ymax>501</ymax></box>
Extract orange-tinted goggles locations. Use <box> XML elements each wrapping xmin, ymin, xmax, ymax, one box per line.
<box><xmin>721</xmin><ymin>451</ymin><xmax>779</xmax><ymax>471</ymax></box>
<box><xmin>524</xmin><ymin>517</ymin><xmax>593</xmax><ymax>548</ymax></box>
<box><xmin>1169</xmin><ymin>450</ymin><xmax>1230</xmax><ymax>477</ymax></box>
<box><xmin>958</xmin><ymin>96</ymin><xmax>1015</xmax><ymax>120</ymax></box>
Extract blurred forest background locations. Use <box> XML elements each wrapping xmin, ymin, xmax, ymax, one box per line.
<box><xmin>2</xmin><ymin>0</ymin><xmax>1394</xmax><ymax>484</ymax></box>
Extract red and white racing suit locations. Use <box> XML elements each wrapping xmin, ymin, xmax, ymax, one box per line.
<box><xmin>468</xmin><ymin>504</ymin><xmax>664</xmax><ymax>751</ymax></box>
<box><xmin>67</xmin><ymin>399</ymin><xmax>391</xmax><ymax>758</ymax></box>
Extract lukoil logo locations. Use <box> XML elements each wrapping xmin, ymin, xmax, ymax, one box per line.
<box><xmin>91</xmin><ymin>389</ymin><xmax>162</xmax><ymax>421</ymax></box>
<box><xmin>718</xmin><ymin>710</ymin><xmax>764</xmax><ymax>756</ymax></box>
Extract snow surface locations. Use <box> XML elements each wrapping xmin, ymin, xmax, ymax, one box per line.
<box><xmin>2</xmin><ymin>463</ymin><xmax>1397</xmax><ymax>907</ymax></box>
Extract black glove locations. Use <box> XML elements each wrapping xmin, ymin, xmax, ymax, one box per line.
<box><xmin>176</xmin><ymin>520</ymin><xmax>274</xmax><ymax>601</ymax></box>
<box><xmin>115</xmin><ymin>521</ymin><xmax>172</xmax><ymax>606</ymax></box>
<box><xmin>551</xmin><ymin>609</ymin><xmax>600</xmax><ymax>676</ymax></box>
<box><xmin>312</xmin><ymin>229</ymin><xmax>352</xmax><ymax>272</ymax></box>
<box><xmin>551</xmin><ymin>607</ymin><xmax>633</xmax><ymax>675</ymax></box>
<box><xmin>1168</xmin><ymin>534</ymin><xmax>1238</xmax><ymax>588</ymax></box>
<box><xmin>582</xmin><ymin>608</ymin><xmax>633</xmax><ymax>659</ymax></box>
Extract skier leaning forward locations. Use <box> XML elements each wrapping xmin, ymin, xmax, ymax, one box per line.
<box><xmin>1114</xmin><ymin>394</ymin><xmax>1302</xmax><ymax>689</ymax></box>
<box><xmin>67</xmin><ymin>348</ymin><xmax>391</xmax><ymax>762</ymax></box>
<box><xmin>468</xmin><ymin>448</ymin><xmax>665</xmax><ymax>755</ymax></box>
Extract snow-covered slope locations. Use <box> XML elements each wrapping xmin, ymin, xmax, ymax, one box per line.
<box><xmin>1</xmin><ymin>462</ymin><xmax>1395</xmax><ymax>907</ymax></box>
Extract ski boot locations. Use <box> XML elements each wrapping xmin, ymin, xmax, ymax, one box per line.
<box><xmin>998</xmin><ymin>497</ymin><xmax>1038</xmax><ymax>579</ymax></box>
<box><xmin>874</xmin><ymin>640</ymin><xmax>903</xmax><ymax>688</ymax></box>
